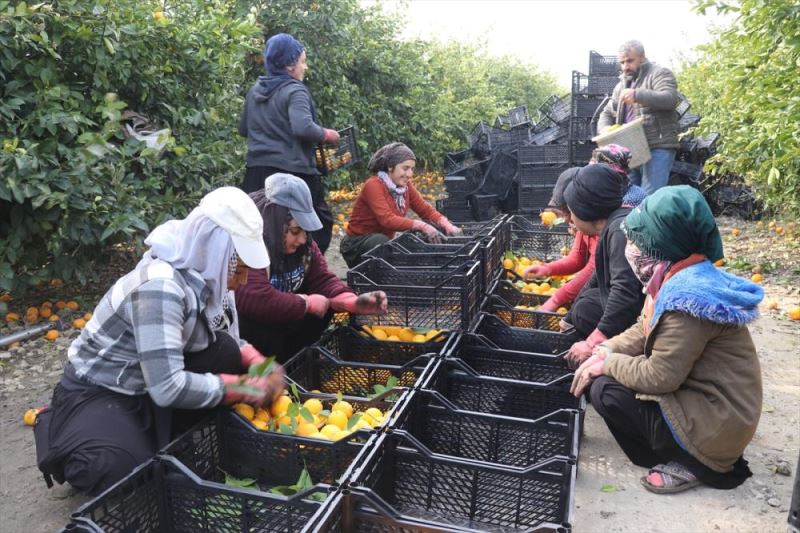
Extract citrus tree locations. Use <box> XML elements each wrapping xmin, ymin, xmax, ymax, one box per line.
<box><xmin>680</xmin><ymin>0</ymin><xmax>800</xmax><ymax>215</ymax></box>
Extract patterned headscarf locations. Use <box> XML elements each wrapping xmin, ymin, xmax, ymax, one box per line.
<box><xmin>367</xmin><ymin>142</ymin><xmax>416</xmax><ymax>173</ymax></box>
<box><xmin>591</xmin><ymin>144</ymin><xmax>632</xmax><ymax>177</ymax></box>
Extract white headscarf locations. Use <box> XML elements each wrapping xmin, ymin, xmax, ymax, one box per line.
<box><xmin>138</xmin><ymin>206</ymin><xmax>235</xmax><ymax>325</ymax></box>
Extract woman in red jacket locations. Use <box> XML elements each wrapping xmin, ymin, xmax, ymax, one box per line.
<box><xmin>235</xmin><ymin>173</ymin><xmax>387</xmax><ymax>362</ymax></box>
<box><xmin>339</xmin><ymin>142</ymin><xmax>463</xmax><ymax>268</ymax></box>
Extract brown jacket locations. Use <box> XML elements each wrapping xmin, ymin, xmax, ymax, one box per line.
<box><xmin>604</xmin><ymin>312</ymin><xmax>762</xmax><ymax>472</ymax></box>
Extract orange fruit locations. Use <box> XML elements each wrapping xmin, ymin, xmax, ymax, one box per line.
<box><xmin>303</xmin><ymin>398</ymin><xmax>323</xmax><ymax>415</ymax></box>
<box><xmin>540</xmin><ymin>211</ymin><xmax>557</xmax><ymax>226</ymax></box>
<box><xmin>49</xmin><ymin>314</ymin><xmax>60</xmax><ymax>322</ymax></box>
<box><xmin>25</xmin><ymin>306</ymin><xmax>39</xmax><ymax>321</ymax></box>
<box><xmin>502</xmin><ymin>258</ymin><xmax>515</xmax><ymax>270</ymax></box>
<box><xmin>295</xmin><ymin>422</ymin><xmax>319</xmax><ymax>437</ymax></box>
<box><xmin>83</xmin><ymin>312</ymin><xmax>93</xmax><ymax>321</ymax></box>
<box><xmin>556</xmin><ymin>307</ymin><xmax>568</xmax><ymax>314</ymax></box>
<box><xmin>40</xmin><ymin>307</ymin><xmax>53</xmax><ymax>319</ymax></box>
<box><xmin>0</xmin><ymin>293</ymin><xmax>12</xmax><ymax>303</ymax></box>
<box><xmin>766</xmin><ymin>300</ymin><xmax>779</xmax><ymax>311</ymax></box>
<box><xmin>776</xmin><ymin>226</ymin><xmax>785</xmax><ymax>234</ymax></box>
<box><xmin>327</xmin><ymin>410</ymin><xmax>348</xmax><ymax>430</ymax></box>
<box><xmin>713</xmin><ymin>258</ymin><xmax>726</xmax><ymax>267</ymax></box>
<box><xmin>23</xmin><ymin>408</ymin><xmax>41</xmax><ymax>426</ymax></box>
<box><xmin>233</xmin><ymin>403</ymin><xmax>255</xmax><ymax>420</ymax></box>
<box><xmin>5</xmin><ymin>312</ymin><xmax>20</xmax><ymax>322</ymax></box>
<box><xmin>45</xmin><ymin>330</ymin><xmax>59</xmax><ymax>341</ymax></box>
<box><xmin>751</xmin><ymin>273</ymin><xmax>763</xmax><ymax>283</ymax></box>
<box><xmin>730</xmin><ymin>228</ymin><xmax>741</xmax><ymax>237</ymax></box>
<box><xmin>55</xmin><ymin>300</ymin><xmax>67</xmax><ymax>310</ymax></box>
<box><xmin>73</xmin><ymin>318</ymin><xmax>87</xmax><ymax>329</ymax></box>
<box><xmin>332</xmin><ymin>400</ymin><xmax>353</xmax><ymax>418</ymax></box>
<box><xmin>255</xmin><ymin>408</ymin><xmax>270</xmax><ymax>422</ymax></box>
<box><xmin>788</xmin><ymin>307</ymin><xmax>800</xmax><ymax>321</ymax></box>
<box><xmin>768</xmin><ymin>221</ymin><xmax>776</xmax><ymax>228</ymax></box>
<box><xmin>66</xmin><ymin>301</ymin><xmax>79</xmax><ymax>311</ymax></box>
<box><xmin>251</xmin><ymin>418</ymin><xmax>268</xmax><ymax>430</ymax></box>
<box><xmin>270</xmin><ymin>395</ymin><xmax>292</xmax><ymax>417</ymax></box>
<box><xmin>50</xmin><ymin>279</ymin><xmax>64</xmax><ymax>288</ymax></box>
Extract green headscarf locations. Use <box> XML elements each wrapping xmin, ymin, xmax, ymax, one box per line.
<box><xmin>623</xmin><ymin>185</ymin><xmax>724</xmax><ymax>262</ymax></box>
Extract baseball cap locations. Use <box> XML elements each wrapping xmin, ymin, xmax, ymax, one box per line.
<box><xmin>198</xmin><ymin>187</ymin><xmax>270</xmax><ymax>269</ymax></box>
<box><xmin>547</xmin><ymin>167</ymin><xmax>581</xmax><ymax>209</ymax></box>
<box><xmin>263</xmin><ymin>173</ymin><xmax>323</xmax><ymax>232</ymax></box>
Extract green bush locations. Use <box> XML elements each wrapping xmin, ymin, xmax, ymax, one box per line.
<box><xmin>680</xmin><ymin>0</ymin><xmax>800</xmax><ymax>215</ymax></box>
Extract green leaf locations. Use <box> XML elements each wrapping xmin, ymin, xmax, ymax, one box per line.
<box><xmin>600</xmin><ymin>484</ymin><xmax>617</xmax><ymax>493</ymax></box>
<box><xmin>346</xmin><ymin>412</ymin><xmax>363</xmax><ymax>430</ymax></box>
<box><xmin>224</xmin><ymin>473</ymin><xmax>258</xmax><ymax>490</ymax></box>
<box><xmin>299</xmin><ymin>406</ymin><xmax>314</xmax><ymax>423</ymax></box>
<box><xmin>248</xmin><ymin>357</ymin><xmax>275</xmax><ymax>377</ymax></box>
<box><xmin>336</xmin><ymin>391</ymin><xmax>343</xmax><ymax>403</ymax></box>
<box><xmin>290</xmin><ymin>383</ymin><xmax>300</xmax><ymax>401</ymax></box>
<box><xmin>386</xmin><ymin>375</ymin><xmax>399</xmax><ymax>389</ymax></box>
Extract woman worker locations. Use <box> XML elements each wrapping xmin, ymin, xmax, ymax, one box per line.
<box><xmin>34</xmin><ymin>187</ymin><xmax>284</xmax><ymax>496</ymax></box>
<box><xmin>572</xmin><ymin>185</ymin><xmax>762</xmax><ymax>494</ymax></box>
<box><xmin>339</xmin><ymin>142</ymin><xmax>463</xmax><ymax>268</ymax></box>
<box><xmin>236</xmin><ymin>173</ymin><xmax>387</xmax><ymax>362</ymax></box>
<box><xmin>239</xmin><ymin>32</ymin><xmax>340</xmax><ymax>253</ymax></box>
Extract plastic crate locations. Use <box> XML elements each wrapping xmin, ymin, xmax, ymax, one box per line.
<box><xmin>486</xmin><ymin>295</ymin><xmax>564</xmax><ymax>332</ymax></box>
<box><xmin>347</xmin><ymin>258</ymin><xmax>482</xmax><ymax>331</ymax></box>
<box><xmin>538</xmin><ymin>94</ymin><xmax>571</xmax><ymax>124</ymax></box>
<box><xmin>365</xmin><ymin>237</ymin><xmax>482</xmax><ymax>271</ymax></box>
<box><xmin>420</xmin><ymin>359</ymin><xmax>585</xmax><ymax>418</ymax></box>
<box><xmin>315</xmin><ymin>126</ymin><xmax>360</xmax><ymax>175</ymax></box>
<box><xmin>284</xmin><ymin>346</ymin><xmax>433</xmax><ymax>397</ymax></box>
<box><xmin>676</xmin><ymin>92</ymin><xmax>692</xmax><ymax>118</ymax></box>
<box><xmin>507</xmin><ymin>105</ymin><xmax>531</xmax><ymax>127</ymax></box>
<box><xmin>518</xmin><ymin>184</ymin><xmax>554</xmax><ymax>213</ymax></box>
<box><xmin>449</xmin><ymin>333</ymin><xmax>572</xmax><ymax>386</ymax></box>
<box><xmin>443</xmin><ymin>176</ymin><xmax>471</xmax><ymax>196</ymax></box>
<box><xmin>569</xmin><ymin>116</ymin><xmax>595</xmax><ymax>142</ymax></box>
<box><xmin>64</xmin><ymin>456</ymin><xmax>326</xmax><ymax>533</ymax></box>
<box><xmin>572</xmin><ymin>71</ymin><xmax>619</xmax><ymax>96</ymax></box>
<box><xmin>388</xmin><ymin>389</ymin><xmax>579</xmax><ymax>467</ymax></box>
<box><xmin>508</xmin><ymin>222</ymin><xmax>573</xmax><ymax>262</ymax></box>
<box><xmin>430</xmin><ymin>232</ymin><xmax>504</xmax><ymax>294</ymax></box>
<box><xmin>510</xmin><ymin>123</ymin><xmax>532</xmax><ymax>144</ymax></box>
<box><xmin>571</xmin><ymin>94</ymin><xmax>608</xmax><ymax>118</ymax></box>
<box><xmin>669</xmin><ymin>160</ymin><xmax>704</xmax><ymax>186</ymax></box>
<box><xmin>467</xmin><ymin>121</ymin><xmax>502</xmax><ymax>157</ymax></box>
<box><xmin>530</xmin><ymin>124</ymin><xmax>569</xmax><ymax>146</ymax></box>
<box><xmin>435</xmin><ymin>198</ymin><xmax>473</xmax><ymax>223</ymax></box>
<box><xmin>589</xmin><ymin>51</ymin><xmax>620</xmax><ymax>76</ymax></box>
<box><xmin>569</xmin><ymin>141</ymin><xmax>596</xmax><ymax>165</ymax></box>
<box><xmin>468</xmin><ymin>194</ymin><xmax>501</xmax><ymax>221</ymax></box>
<box><xmin>469</xmin><ymin>313</ymin><xmax>579</xmax><ymax>356</ymax></box>
<box><xmin>347</xmin><ymin>432</ymin><xmax>576</xmax><ymax>533</ymax></box>
<box><xmin>679</xmin><ymin>113</ymin><xmax>701</xmax><ymax>132</ymax></box>
<box><xmin>316</xmin><ymin>325</ymin><xmax>452</xmax><ymax>365</ymax></box>
<box><xmin>162</xmin><ymin>409</ymin><xmax>375</xmax><ymax>490</ymax></box>
<box><xmin>444</xmin><ymin>158</ymin><xmax>490</xmax><ymax>190</ymax></box>
<box><xmin>518</xmin><ymin>144</ymin><xmax>570</xmax><ymax>166</ymax></box>
<box><xmin>696</xmin><ymin>132</ymin><xmax>720</xmax><ymax>158</ymax></box>
<box><xmin>518</xmin><ymin>164</ymin><xmax>568</xmax><ymax>189</ymax></box>
<box><xmin>475</xmin><ymin>150</ymin><xmax>518</xmax><ymax>200</ymax></box>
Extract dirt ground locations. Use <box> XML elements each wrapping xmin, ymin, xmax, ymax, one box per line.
<box><xmin>1</xmin><ymin>220</ymin><xmax>798</xmax><ymax>532</ymax></box>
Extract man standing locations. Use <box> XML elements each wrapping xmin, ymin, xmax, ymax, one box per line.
<box><xmin>597</xmin><ymin>40</ymin><xmax>680</xmax><ymax>194</ymax></box>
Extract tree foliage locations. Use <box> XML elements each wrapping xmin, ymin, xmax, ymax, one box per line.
<box><xmin>0</xmin><ymin>0</ymin><xmax>557</xmax><ymax>290</ymax></box>
<box><xmin>679</xmin><ymin>0</ymin><xmax>800</xmax><ymax>215</ymax></box>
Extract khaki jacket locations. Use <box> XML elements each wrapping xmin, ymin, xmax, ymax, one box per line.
<box><xmin>604</xmin><ymin>312</ymin><xmax>762</xmax><ymax>472</ymax></box>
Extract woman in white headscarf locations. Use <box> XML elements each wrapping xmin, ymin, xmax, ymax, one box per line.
<box><xmin>33</xmin><ymin>187</ymin><xmax>284</xmax><ymax>497</ymax></box>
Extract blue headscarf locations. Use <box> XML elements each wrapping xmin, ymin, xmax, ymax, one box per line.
<box><xmin>264</xmin><ymin>33</ymin><xmax>305</xmax><ymax>76</ymax></box>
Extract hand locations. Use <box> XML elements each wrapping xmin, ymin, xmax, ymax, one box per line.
<box><xmin>220</xmin><ymin>365</ymin><xmax>285</xmax><ymax>407</ymax></box>
<box><xmin>240</xmin><ymin>344</ymin><xmax>266</xmax><ymax>368</ymax></box>
<box><xmin>566</xmin><ymin>340</ymin><xmax>594</xmax><ymax>369</ymax></box>
<box><xmin>538</xmin><ymin>297</ymin><xmax>559</xmax><ymax>313</ymax></box>
<box><xmin>322</xmin><ymin>128</ymin><xmax>340</xmax><ymax>144</ymax></box>
<box><xmin>523</xmin><ymin>264</ymin><xmax>551</xmax><ymax>280</ymax></box>
<box><xmin>621</xmin><ymin>88</ymin><xmax>636</xmax><ymax>106</ymax></box>
<box><xmin>439</xmin><ymin>218</ymin><xmax>463</xmax><ymax>236</ymax></box>
<box><xmin>558</xmin><ymin>318</ymin><xmax>573</xmax><ymax>333</ymax></box>
<box><xmin>412</xmin><ymin>220</ymin><xmax>445</xmax><ymax>244</ymax></box>
<box><xmin>303</xmin><ymin>294</ymin><xmax>330</xmax><ymax>318</ymax></box>
<box><xmin>570</xmin><ymin>352</ymin><xmax>606</xmax><ymax>397</ymax></box>
<box><xmin>355</xmin><ymin>291</ymin><xmax>388</xmax><ymax>314</ymax></box>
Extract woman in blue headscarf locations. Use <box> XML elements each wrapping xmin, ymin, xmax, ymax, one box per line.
<box><xmin>239</xmin><ymin>33</ymin><xmax>340</xmax><ymax>254</ymax></box>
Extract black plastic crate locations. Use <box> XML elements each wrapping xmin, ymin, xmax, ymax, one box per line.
<box><xmin>530</xmin><ymin>124</ymin><xmax>569</xmax><ymax>146</ymax></box>
<box><xmin>347</xmin><ymin>258</ymin><xmax>482</xmax><ymax>331</ymax></box>
<box><xmin>486</xmin><ymin>295</ymin><xmax>564</xmax><ymax>332</ymax></box>
<box><xmin>162</xmin><ymin>409</ymin><xmax>375</xmax><ymax>490</ymax></box>
<box><xmin>316</xmin><ymin>325</ymin><xmax>452</xmax><ymax>365</ymax></box>
<box><xmin>518</xmin><ymin>144</ymin><xmax>570</xmax><ymax>166</ymax></box>
<box><xmin>569</xmin><ymin>140</ymin><xmax>596</xmax><ymax>165</ymax></box>
<box><xmin>572</xmin><ymin>71</ymin><xmax>619</xmax><ymax>96</ymax></box>
<box><xmin>679</xmin><ymin>113</ymin><xmax>701</xmax><ymax>132</ymax></box>
<box><xmin>284</xmin><ymin>346</ymin><xmax>433</xmax><ymax>397</ymax></box>
<box><xmin>443</xmin><ymin>176</ymin><xmax>471</xmax><ymax>196</ymax></box>
<box><xmin>509</xmin><ymin>123</ymin><xmax>532</xmax><ymax>144</ymax></box>
<box><xmin>432</xmin><ymin>232</ymin><xmax>504</xmax><ymax>294</ymax></box>
<box><xmin>467</xmin><ymin>121</ymin><xmax>507</xmax><ymax>157</ymax></box>
<box><xmin>365</xmin><ymin>237</ymin><xmax>482</xmax><ymax>272</ymax></box>
<box><xmin>389</xmin><ymin>389</ymin><xmax>579</xmax><ymax>468</ymax></box>
<box><xmin>468</xmin><ymin>194</ymin><xmax>501</xmax><ymax>221</ymax></box>
<box><xmin>518</xmin><ymin>184</ymin><xmax>554</xmax><ymax>213</ymax></box>
<box><xmin>469</xmin><ymin>313</ymin><xmax>579</xmax><ymax>356</ymax></box>
<box><xmin>676</xmin><ymin>92</ymin><xmax>692</xmax><ymax>118</ymax></box>
<box><xmin>420</xmin><ymin>359</ymin><xmax>584</xmax><ymax>418</ymax></box>
<box><xmin>589</xmin><ymin>51</ymin><xmax>620</xmax><ymax>76</ymax></box>
<box><xmin>449</xmin><ymin>333</ymin><xmax>572</xmax><ymax>385</ymax></box>
<box><xmin>507</xmin><ymin>105</ymin><xmax>531</xmax><ymax>127</ymax></box>
<box><xmin>435</xmin><ymin>198</ymin><xmax>473</xmax><ymax>223</ymax></box>
<box><xmin>444</xmin><ymin>158</ymin><xmax>490</xmax><ymax>190</ymax></box>
<box><xmin>569</xmin><ymin>116</ymin><xmax>595</xmax><ymax>142</ymax></box>
<box><xmin>538</xmin><ymin>94</ymin><xmax>571</xmax><ymax>124</ymax></box>
<box><xmin>518</xmin><ymin>164</ymin><xmax>568</xmax><ymax>189</ymax></box>
<box><xmin>669</xmin><ymin>160</ymin><xmax>704</xmax><ymax>186</ymax></box>
<box><xmin>571</xmin><ymin>94</ymin><xmax>608</xmax><ymax>118</ymax></box>
<box><xmin>315</xmin><ymin>126</ymin><xmax>360</xmax><ymax>175</ymax></box>
<box><xmin>64</xmin><ymin>456</ymin><xmax>326</xmax><ymax>533</ymax></box>
<box><xmin>348</xmin><ymin>432</ymin><xmax>576</xmax><ymax>532</ymax></box>
<box><xmin>696</xmin><ymin>132</ymin><xmax>720</xmax><ymax>158</ymax></box>
<box><xmin>508</xmin><ymin>222</ymin><xmax>573</xmax><ymax>262</ymax></box>
<box><xmin>475</xmin><ymin>150</ymin><xmax>518</xmax><ymax>200</ymax></box>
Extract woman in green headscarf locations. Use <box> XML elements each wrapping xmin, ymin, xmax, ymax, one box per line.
<box><xmin>571</xmin><ymin>186</ymin><xmax>763</xmax><ymax>494</ymax></box>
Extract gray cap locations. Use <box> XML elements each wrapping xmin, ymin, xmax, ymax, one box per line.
<box><xmin>263</xmin><ymin>173</ymin><xmax>323</xmax><ymax>232</ymax></box>
<box><xmin>547</xmin><ymin>167</ymin><xmax>581</xmax><ymax>209</ymax></box>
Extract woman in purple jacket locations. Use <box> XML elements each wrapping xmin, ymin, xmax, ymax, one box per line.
<box><xmin>236</xmin><ymin>173</ymin><xmax>387</xmax><ymax>361</ymax></box>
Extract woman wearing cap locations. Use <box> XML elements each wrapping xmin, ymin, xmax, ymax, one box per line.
<box><xmin>33</xmin><ymin>188</ymin><xmax>284</xmax><ymax>496</ymax></box>
<box><xmin>236</xmin><ymin>174</ymin><xmax>388</xmax><ymax>361</ymax></box>
<box><xmin>523</xmin><ymin>146</ymin><xmax>646</xmax><ymax>311</ymax></box>
<box><xmin>339</xmin><ymin>142</ymin><xmax>463</xmax><ymax>268</ymax></box>
<box><xmin>571</xmin><ymin>186</ymin><xmax>762</xmax><ymax>494</ymax></box>
<box><xmin>560</xmin><ymin>164</ymin><xmax>645</xmax><ymax>367</ymax></box>
<box><xmin>239</xmin><ymin>32</ymin><xmax>340</xmax><ymax>254</ymax></box>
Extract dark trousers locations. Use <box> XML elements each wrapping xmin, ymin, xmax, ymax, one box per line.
<box><xmin>565</xmin><ymin>286</ymin><xmax>603</xmax><ymax>338</ymax></box>
<box><xmin>241</xmin><ymin>165</ymin><xmax>333</xmax><ymax>254</ymax></box>
<box><xmin>589</xmin><ymin>375</ymin><xmax>751</xmax><ymax>489</ymax></box>
<box><xmin>239</xmin><ymin>311</ymin><xmax>333</xmax><ymax>364</ymax></box>
<box><xmin>35</xmin><ymin>332</ymin><xmax>242</xmax><ymax>496</ymax></box>
<box><xmin>339</xmin><ymin>233</ymin><xmax>389</xmax><ymax>269</ymax></box>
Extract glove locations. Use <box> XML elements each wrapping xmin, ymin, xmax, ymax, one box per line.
<box><xmin>412</xmin><ymin>220</ymin><xmax>444</xmax><ymax>244</ymax></box>
<box><xmin>330</xmin><ymin>291</ymin><xmax>388</xmax><ymax>314</ymax></box>
<box><xmin>438</xmin><ymin>217</ymin><xmax>463</xmax><ymax>236</ymax></box>
<box><xmin>301</xmin><ymin>293</ymin><xmax>330</xmax><ymax>318</ymax></box>
<box><xmin>240</xmin><ymin>344</ymin><xmax>266</xmax><ymax>368</ymax></box>
<box><xmin>523</xmin><ymin>263</ymin><xmax>552</xmax><ymax>280</ymax></box>
<box><xmin>565</xmin><ymin>329</ymin><xmax>608</xmax><ymax>369</ymax></box>
<box><xmin>322</xmin><ymin>128</ymin><xmax>340</xmax><ymax>144</ymax></box>
<box><xmin>558</xmin><ymin>318</ymin><xmax>573</xmax><ymax>332</ymax></box>
<box><xmin>538</xmin><ymin>297</ymin><xmax>559</xmax><ymax>313</ymax></box>
<box><xmin>570</xmin><ymin>351</ymin><xmax>606</xmax><ymax>397</ymax></box>
<box><xmin>220</xmin><ymin>365</ymin><xmax>285</xmax><ymax>407</ymax></box>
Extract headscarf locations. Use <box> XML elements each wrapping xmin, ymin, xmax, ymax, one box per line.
<box><xmin>623</xmin><ymin>185</ymin><xmax>724</xmax><ymax>263</ymax></box>
<box><xmin>138</xmin><ymin>209</ymin><xmax>235</xmax><ymax>327</ymax></box>
<box><xmin>563</xmin><ymin>164</ymin><xmax>626</xmax><ymax>221</ymax></box>
<box><xmin>264</xmin><ymin>33</ymin><xmax>305</xmax><ymax>76</ymax></box>
<box><xmin>591</xmin><ymin>143</ymin><xmax>632</xmax><ymax>178</ymax></box>
<box><xmin>367</xmin><ymin>142</ymin><xmax>416</xmax><ymax>173</ymax></box>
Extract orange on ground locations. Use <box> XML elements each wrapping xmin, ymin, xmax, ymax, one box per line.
<box><xmin>730</xmin><ymin>228</ymin><xmax>741</xmax><ymax>237</ymax></box>
<box><xmin>788</xmin><ymin>307</ymin><xmax>800</xmax><ymax>321</ymax></box>
<box><xmin>40</xmin><ymin>307</ymin><xmax>53</xmax><ymax>318</ymax></box>
<box><xmin>5</xmin><ymin>312</ymin><xmax>20</xmax><ymax>322</ymax></box>
<box><xmin>25</xmin><ymin>306</ymin><xmax>39</xmax><ymax>321</ymax></box>
<box><xmin>0</xmin><ymin>293</ymin><xmax>12</xmax><ymax>303</ymax></box>
<box><xmin>751</xmin><ymin>273</ymin><xmax>763</xmax><ymax>283</ymax></box>
<box><xmin>73</xmin><ymin>318</ymin><xmax>87</xmax><ymax>329</ymax></box>
<box><xmin>41</xmin><ymin>301</ymin><xmax>53</xmax><ymax>309</ymax></box>
<box><xmin>83</xmin><ymin>312</ymin><xmax>93</xmax><ymax>321</ymax></box>
<box><xmin>50</xmin><ymin>279</ymin><xmax>64</xmax><ymax>288</ymax></box>
<box><xmin>66</xmin><ymin>301</ymin><xmax>80</xmax><ymax>311</ymax></box>
<box><xmin>55</xmin><ymin>300</ymin><xmax>67</xmax><ymax>310</ymax></box>
<box><xmin>49</xmin><ymin>314</ymin><xmax>60</xmax><ymax>322</ymax></box>
<box><xmin>45</xmin><ymin>330</ymin><xmax>59</xmax><ymax>341</ymax></box>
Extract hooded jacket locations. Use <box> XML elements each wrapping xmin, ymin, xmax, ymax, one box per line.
<box><xmin>239</xmin><ymin>77</ymin><xmax>325</xmax><ymax>175</ymax></box>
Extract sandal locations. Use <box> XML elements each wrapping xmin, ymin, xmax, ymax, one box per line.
<box><xmin>640</xmin><ymin>461</ymin><xmax>701</xmax><ymax>494</ymax></box>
